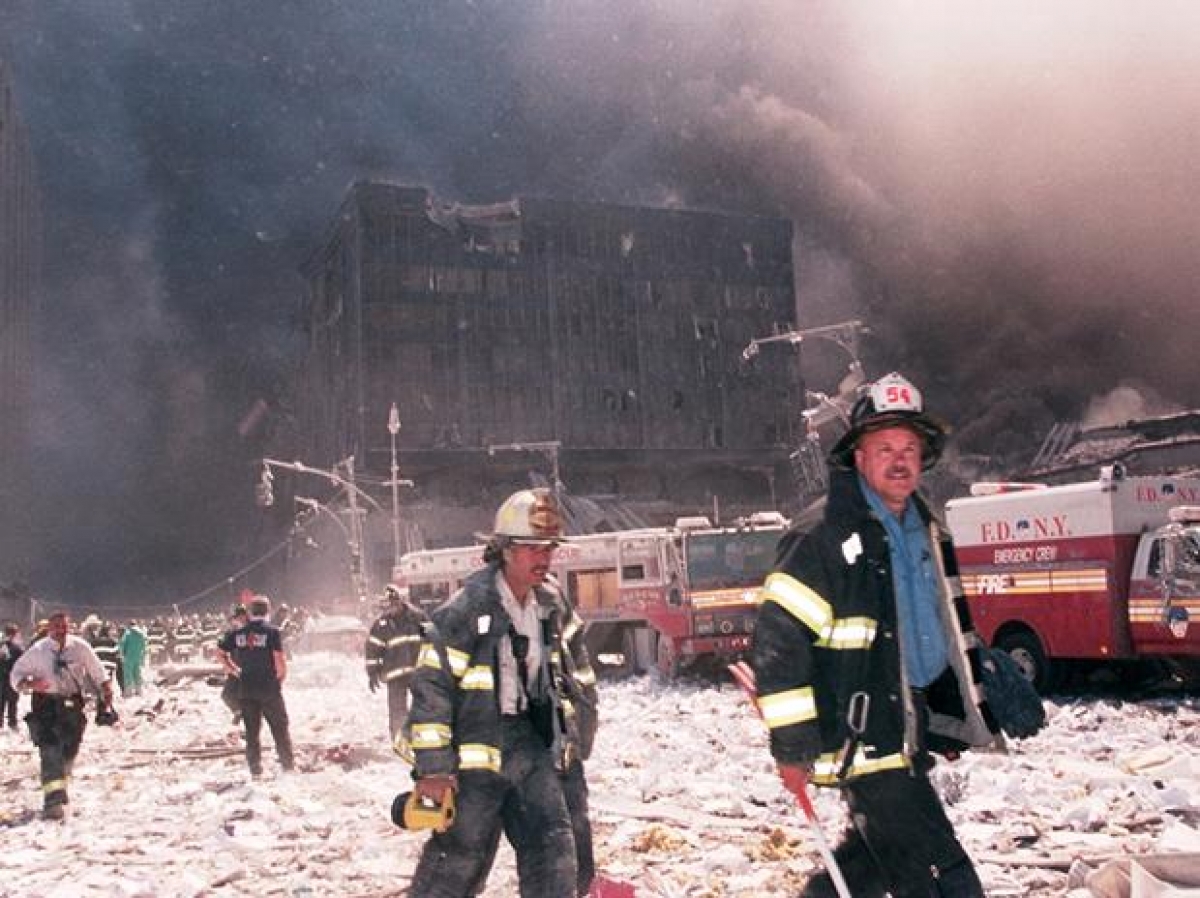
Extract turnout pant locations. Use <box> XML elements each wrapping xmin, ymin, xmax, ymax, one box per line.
<box><xmin>385</xmin><ymin>677</ymin><xmax>409</xmax><ymax>742</ymax></box>
<box><xmin>239</xmin><ymin>690</ymin><xmax>294</xmax><ymax>773</ymax></box>
<box><xmin>410</xmin><ymin>715</ymin><xmax>577</xmax><ymax>898</ymax></box>
<box><xmin>470</xmin><ymin>756</ymin><xmax>595</xmax><ymax>897</ymax></box>
<box><xmin>27</xmin><ymin>695</ymin><xmax>87</xmax><ymax>810</ymax></box>
<box><xmin>561</xmin><ymin>758</ymin><xmax>595</xmax><ymax>897</ymax></box>
<box><xmin>1</xmin><ymin>680</ymin><xmax>19</xmax><ymax>728</ymax></box>
<box><xmin>799</xmin><ymin>762</ymin><xmax>985</xmax><ymax>898</ymax></box>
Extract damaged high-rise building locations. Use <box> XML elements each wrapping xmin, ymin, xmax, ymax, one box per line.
<box><xmin>0</xmin><ymin>58</ymin><xmax>39</xmax><ymax>587</ymax></box>
<box><xmin>291</xmin><ymin>182</ymin><xmax>803</xmax><ymax>576</ymax></box>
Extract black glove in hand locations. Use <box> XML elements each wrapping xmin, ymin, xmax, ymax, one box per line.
<box><xmin>367</xmin><ymin>671</ymin><xmax>380</xmax><ymax>693</ymax></box>
<box><xmin>95</xmin><ymin>705</ymin><xmax>119</xmax><ymax>726</ymax></box>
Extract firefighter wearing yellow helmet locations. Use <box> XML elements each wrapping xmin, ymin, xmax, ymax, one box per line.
<box><xmin>399</xmin><ymin>488</ymin><xmax>599</xmax><ymax>898</ymax></box>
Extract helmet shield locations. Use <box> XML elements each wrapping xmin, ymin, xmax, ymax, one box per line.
<box><xmin>828</xmin><ymin>372</ymin><xmax>949</xmax><ymax>471</ymax></box>
<box><xmin>491</xmin><ymin>488</ymin><xmax>564</xmax><ymax>546</ymax></box>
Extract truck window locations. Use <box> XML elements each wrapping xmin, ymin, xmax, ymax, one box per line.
<box><xmin>686</xmin><ymin>530</ymin><xmax>780</xmax><ymax>590</ymax></box>
<box><xmin>1148</xmin><ymin>539</ymin><xmax>1164</xmax><ymax>578</ymax></box>
<box><xmin>618</xmin><ymin>538</ymin><xmax>663</xmax><ymax>584</ymax></box>
<box><xmin>1181</xmin><ymin>531</ymin><xmax>1200</xmax><ymax>572</ymax></box>
<box><xmin>621</xmin><ymin>564</ymin><xmax>647</xmax><ymax>581</ymax></box>
<box><xmin>411</xmin><ymin>582</ymin><xmax>451</xmax><ymax>610</ymax></box>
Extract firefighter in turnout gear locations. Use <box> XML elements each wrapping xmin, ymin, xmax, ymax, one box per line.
<box><xmin>10</xmin><ymin>611</ymin><xmax>118</xmax><ymax>820</ymax></box>
<box><xmin>401</xmin><ymin>488</ymin><xmax>590</xmax><ymax>898</ymax></box>
<box><xmin>88</xmin><ymin>624</ymin><xmax>122</xmax><ymax>692</ymax></box>
<box><xmin>145</xmin><ymin>618</ymin><xmax>168</xmax><ymax>665</ymax></box>
<box><xmin>750</xmin><ymin>373</ymin><xmax>1001</xmax><ymax>898</ymax></box>
<box><xmin>365</xmin><ymin>584</ymin><xmax>424</xmax><ymax>744</ymax></box>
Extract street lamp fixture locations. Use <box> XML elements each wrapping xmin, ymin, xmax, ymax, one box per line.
<box><xmin>386</xmin><ymin>402</ymin><xmax>414</xmax><ymax>572</ymax></box>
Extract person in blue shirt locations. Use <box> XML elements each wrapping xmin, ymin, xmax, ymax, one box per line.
<box><xmin>217</xmin><ymin>595</ymin><xmax>294</xmax><ymax>776</ymax></box>
<box><xmin>751</xmin><ymin>373</ymin><xmax>1002</xmax><ymax>898</ymax></box>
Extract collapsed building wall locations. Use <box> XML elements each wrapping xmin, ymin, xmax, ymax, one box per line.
<box><xmin>292</xmin><ymin>182</ymin><xmax>803</xmax><ymax>568</ymax></box>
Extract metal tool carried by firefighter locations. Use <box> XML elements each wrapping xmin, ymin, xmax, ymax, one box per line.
<box><xmin>729</xmin><ymin>661</ymin><xmax>852</xmax><ymax>898</ymax></box>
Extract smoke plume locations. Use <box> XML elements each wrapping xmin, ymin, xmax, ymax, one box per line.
<box><xmin>3</xmin><ymin>0</ymin><xmax>1199</xmax><ymax>600</ymax></box>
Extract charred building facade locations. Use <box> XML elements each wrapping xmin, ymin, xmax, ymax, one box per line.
<box><xmin>0</xmin><ymin>59</ymin><xmax>39</xmax><ymax>579</ymax></box>
<box><xmin>294</xmin><ymin>182</ymin><xmax>801</xmax><ymax>558</ymax></box>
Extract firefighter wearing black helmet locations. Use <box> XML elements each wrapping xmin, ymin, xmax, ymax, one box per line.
<box><xmin>400</xmin><ymin>488</ymin><xmax>596</xmax><ymax>898</ymax></box>
<box><xmin>364</xmin><ymin>584</ymin><xmax>424</xmax><ymax>743</ymax></box>
<box><xmin>751</xmin><ymin>373</ymin><xmax>1002</xmax><ymax>897</ymax></box>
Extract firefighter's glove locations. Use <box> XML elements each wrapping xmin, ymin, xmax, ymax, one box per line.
<box><xmin>413</xmin><ymin>773</ymin><xmax>457</xmax><ymax>805</ymax></box>
<box><xmin>95</xmin><ymin>705</ymin><xmax>119</xmax><ymax>727</ymax></box>
<box><xmin>367</xmin><ymin>670</ymin><xmax>380</xmax><ymax>693</ymax></box>
<box><xmin>778</xmin><ymin>763</ymin><xmax>809</xmax><ymax>799</ymax></box>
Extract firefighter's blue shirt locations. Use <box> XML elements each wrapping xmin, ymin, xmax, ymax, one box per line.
<box><xmin>860</xmin><ymin>476</ymin><xmax>948</xmax><ymax>688</ymax></box>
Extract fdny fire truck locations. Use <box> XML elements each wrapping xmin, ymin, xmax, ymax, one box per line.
<box><xmin>392</xmin><ymin>511</ymin><xmax>788</xmax><ymax>677</ymax></box>
<box><xmin>945</xmin><ymin>466</ymin><xmax>1200</xmax><ymax>691</ymax></box>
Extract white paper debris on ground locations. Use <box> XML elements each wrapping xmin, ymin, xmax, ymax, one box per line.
<box><xmin>1</xmin><ymin>652</ymin><xmax>1197</xmax><ymax>896</ymax></box>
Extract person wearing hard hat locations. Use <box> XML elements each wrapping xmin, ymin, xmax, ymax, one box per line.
<box><xmin>400</xmin><ymin>488</ymin><xmax>598</xmax><ymax>898</ymax></box>
<box><xmin>750</xmin><ymin>373</ymin><xmax>1001</xmax><ymax>898</ymax></box>
<box><xmin>364</xmin><ymin>584</ymin><xmax>424</xmax><ymax>743</ymax></box>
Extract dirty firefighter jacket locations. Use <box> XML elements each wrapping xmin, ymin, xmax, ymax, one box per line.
<box><xmin>751</xmin><ymin>469</ymin><xmax>1000</xmax><ymax>786</ymax></box>
<box><xmin>406</xmin><ymin>564</ymin><xmax>598</xmax><ymax>779</ymax></box>
<box><xmin>365</xmin><ymin>605</ymin><xmax>424</xmax><ymax>686</ymax></box>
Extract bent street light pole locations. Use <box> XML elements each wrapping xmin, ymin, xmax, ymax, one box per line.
<box><xmin>388</xmin><ymin>403</ymin><xmax>401</xmax><ymax>574</ymax></box>
<box><xmin>341</xmin><ymin>455</ymin><xmax>369</xmax><ymax>605</ymax></box>
<box><xmin>261</xmin><ymin>454</ymin><xmax>380</xmax><ymax>604</ymax></box>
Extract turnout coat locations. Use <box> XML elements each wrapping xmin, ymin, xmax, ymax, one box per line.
<box><xmin>405</xmin><ymin>564</ymin><xmax>598</xmax><ymax>780</ymax></box>
<box><xmin>751</xmin><ymin>469</ymin><xmax>1001</xmax><ymax>786</ymax></box>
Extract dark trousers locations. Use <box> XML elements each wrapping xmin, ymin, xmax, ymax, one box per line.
<box><xmin>470</xmin><ymin>756</ymin><xmax>595</xmax><ymax>897</ymax></box>
<box><xmin>385</xmin><ymin>677</ymin><xmax>409</xmax><ymax>742</ymax></box>
<box><xmin>410</xmin><ymin>716</ymin><xmax>577</xmax><ymax>898</ymax></box>
<box><xmin>561</xmin><ymin>758</ymin><xmax>595</xmax><ymax>897</ymax></box>
<box><xmin>28</xmin><ymin>695</ymin><xmax>86</xmax><ymax>809</ymax></box>
<box><xmin>240</xmin><ymin>690</ymin><xmax>294</xmax><ymax>773</ymax></box>
<box><xmin>799</xmin><ymin>764</ymin><xmax>984</xmax><ymax>898</ymax></box>
<box><xmin>1</xmin><ymin>681</ymin><xmax>19</xmax><ymax>727</ymax></box>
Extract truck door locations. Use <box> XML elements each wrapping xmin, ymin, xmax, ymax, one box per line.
<box><xmin>1131</xmin><ymin>524</ymin><xmax>1200</xmax><ymax>655</ymax></box>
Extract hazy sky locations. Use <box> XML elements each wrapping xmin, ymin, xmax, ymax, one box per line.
<box><xmin>4</xmin><ymin>0</ymin><xmax>1199</xmax><ymax>601</ymax></box>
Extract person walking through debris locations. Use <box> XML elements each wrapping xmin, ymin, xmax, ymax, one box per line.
<box><xmin>118</xmin><ymin>620</ymin><xmax>147</xmax><ymax>697</ymax></box>
<box><xmin>466</xmin><ymin>568</ymin><xmax>602</xmax><ymax>898</ymax></box>
<box><xmin>400</xmin><ymin>488</ymin><xmax>594</xmax><ymax>898</ymax></box>
<box><xmin>750</xmin><ymin>372</ymin><xmax>1002</xmax><ymax>898</ymax></box>
<box><xmin>220</xmin><ymin>603</ymin><xmax>249</xmax><ymax>724</ymax></box>
<box><xmin>1</xmin><ymin>622</ymin><xmax>26</xmax><ymax>729</ymax></box>
<box><xmin>365</xmin><ymin>584</ymin><xmax>425</xmax><ymax>745</ymax></box>
<box><xmin>216</xmin><ymin>594</ymin><xmax>295</xmax><ymax>776</ymax></box>
<box><xmin>89</xmin><ymin>623</ymin><xmax>123</xmax><ymax>694</ymax></box>
<box><xmin>9</xmin><ymin>611</ymin><xmax>118</xmax><ymax>820</ymax></box>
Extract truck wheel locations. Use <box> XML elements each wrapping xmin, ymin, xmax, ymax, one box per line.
<box><xmin>995</xmin><ymin>631</ymin><xmax>1058</xmax><ymax>693</ymax></box>
<box><xmin>657</xmin><ymin>639</ymin><xmax>680</xmax><ymax>680</ymax></box>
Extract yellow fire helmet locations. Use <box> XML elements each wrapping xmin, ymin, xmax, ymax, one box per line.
<box><xmin>492</xmin><ymin>488</ymin><xmax>564</xmax><ymax>546</ymax></box>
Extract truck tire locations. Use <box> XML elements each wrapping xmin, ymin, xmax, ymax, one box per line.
<box><xmin>995</xmin><ymin>631</ymin><xmax>1058</xmax><ymax>694</ymax></box>
<box><xmin>657</xmin><ymin>638</ymin><xmax>680</xmax><ymax>680</ymax></box>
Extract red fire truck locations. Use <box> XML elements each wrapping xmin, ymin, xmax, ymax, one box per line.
<box><xmin>944</xmin><ymin>466</ymin><xmax>1200</xmax><ymax>691</ymax></box>
<box><xmin>392</xmin><ymin>511</ymin><xmax>788</xmax><ymax>677</ymax></box>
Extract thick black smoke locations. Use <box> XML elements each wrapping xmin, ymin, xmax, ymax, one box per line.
<box><xmin>3</xmin><ymin>0</ymin><xmax>1199</xmax><ymax>602</ymax></box>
